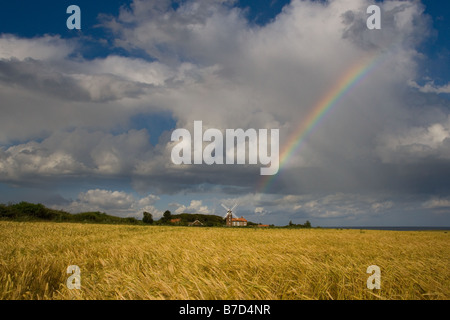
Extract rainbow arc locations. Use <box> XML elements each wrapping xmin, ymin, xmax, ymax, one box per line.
<box><xmin>257</xmin><ymin>51</ymin><xmax>383</xmax><ymax>193</ymax></box>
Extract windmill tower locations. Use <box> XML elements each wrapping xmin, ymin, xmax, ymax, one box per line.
<box><xmin>222</xmin><ymin>203</ymin><xmax>238</xmax><ymax>227</ymax></box>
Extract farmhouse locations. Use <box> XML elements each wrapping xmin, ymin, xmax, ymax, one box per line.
<box><xmin>170</xmin><ymin>218</ymin><xmax>181</xmax><ymax>224</ymax></box>
<box><xmin>231</xmin><ymin>216</ymin><xmax>247</xmax><ymax>227</ymax></box>
<box><xmin>188</xmin><ymin>220</ymin><xmax>203</xmax><ymax>226</ymax></box>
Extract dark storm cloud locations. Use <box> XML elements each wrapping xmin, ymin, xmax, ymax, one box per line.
<box><xmin>268</xmin><ymin>161</ymin><xmax>450</xmax><ymax>196</ymax></box>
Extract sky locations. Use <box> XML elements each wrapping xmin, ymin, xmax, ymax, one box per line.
<box><xmin>0</xmin><ymin>0</ymin><xmax>449</xmax><ymax>227</ymax></box>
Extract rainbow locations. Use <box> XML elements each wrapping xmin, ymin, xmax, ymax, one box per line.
<box><xmin>257</xmin><ymin>52</ymin><xmax>382</xmax><ymax>193</ymax></box>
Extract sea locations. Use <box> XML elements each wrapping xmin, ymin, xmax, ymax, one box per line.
<box><xmin>324</xmin><ymin>226</ymin><xmax>450</xmax><ymax>231</ymax></box>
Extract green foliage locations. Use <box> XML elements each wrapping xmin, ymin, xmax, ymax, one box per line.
<box><xmin>142</xmin><ymin>211</ymin><xmax>153</xmax><ymax>224</ymax></box>
<box><xmin>0</xmin><ymin>204</ymin><xmax>14</xmax><ymax>218</ymax></box>
<box><xmin>168</xmin><ymin>213</ymin><xmax>226</xmax><ymax>226</ymax></box>
<box><xmin>10</xmin><ymin>202</ymin><xmax>51</xmax><ymax>219</ymax></box>
<box><xmin>162</xmin><ymin>210</ymin><xmax>172</xmax><ymax>222</ymax></box>
<box><xmin>124</xmin><ymin>217</ymin><xmax>139</xmax><ymax>224</ymax></box>
<box><xmin>0</xmin><ymin>202</ymin><xmax>140</xmax><ymax>225</ymax></box>
<box><xmin>285</xmin><ymin>220</ymin><xmax>312</xmax><ymax>228</ymax></box>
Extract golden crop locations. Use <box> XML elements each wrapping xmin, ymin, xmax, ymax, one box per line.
<box><xmin>0</xmin><ymin>221</ymin><xmax>448</xmax><ymax>300</ymax></box>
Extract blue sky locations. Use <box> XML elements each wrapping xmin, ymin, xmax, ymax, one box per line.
<box><xmin>0</xmin><ymin>0</ymin><xmax>449</xmax><ymax>226</ymax></box>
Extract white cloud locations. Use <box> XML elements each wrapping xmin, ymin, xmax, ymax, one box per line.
<box><xmin>77</xmin><ymin>189</ymin><xmax>135</xmax><ymax>209</ymax></box>
<box><xmin>376</xmin><ymin>115</ymin><xmax>450</xmax><ymax>163</ymax></box>
<box><xmin>173</xmin><ymin>199</ymin><xmax>211</xmax><ymax>214</ymax></box>
<box><xmin>89</xmin><ymin>56</ymin><xmax>173</xmax><ymax>86</ymax></box>
<box><xmin>0</xmin><ymin>142</ymin><xmax>87</xmax><ymax>180</ymax></box>
<box><xmin>138</xmin><ymin>194</ymin><xmax>161</xmax><ymax>206</ymax></box>
<box><xmin>65</xmin><ymin>189</ymin><xmax>162</xmax><ymax>218</ymax></box>
<box><xmin>423</xmin><ymin>197</ymin><xmax>450</xmax><ymax>209</ymax></box>
<box><xmin>409</xmin><ymin>80</ymin><xmax>450</xmax><ymax>94</ymax></box>
<box><xmin>254</xmin><ymin>206</ymin><xmax>269</xmax><ymax>216</ymax></box>
<box><xmin>252</xmin><ymin>193</ymin><xmax>396</xmax><ymax>220</ymax></box>
<box><xmin>371</xmin><ymin>201</ymin><xmax>394</xmax><ymax>212</ymax></box>
<box><xmin>0</xmin><ymin>128</ymin><xmax>156</xmax><ymax>181</ymax></box>
<box><xmin>0</xmin><ymin>34</ymin><xmax>73</xmax><ymax>61</ymax></box>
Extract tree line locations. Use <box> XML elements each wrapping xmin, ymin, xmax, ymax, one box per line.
<box><xmin>1</xmin><ymin>201</ymin><xmax>313</xmax><ymax>228</ymax></box>
<box><xmin>0</xmin><ymin>202</ymin><xmax>226</xmax><ymax>226</ymax></box>
<box><xmin>142</xmin><ymin>210</ymin><xmax>226</xmax><ymax>227</ymax></box>
<box><xmin>286</xmin><ymin>220</ymin><xmax>312</xmax><ymax>228</ymax></box>
<box><xmin>0</xmin><ymin>202</ymin><xmax>139</xmax><ymax>224</ymax></box>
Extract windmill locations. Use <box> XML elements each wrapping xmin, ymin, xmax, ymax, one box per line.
<box><xmin>221</xmin><ymin>202</ymin><xmax>238</xmax><ymax>227</ymax></box>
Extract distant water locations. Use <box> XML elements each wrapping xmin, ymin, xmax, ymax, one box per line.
<box><xmin>326</xmin><ymin>226</ymin><xmax>450</xmax><ymax>231</ymax></box>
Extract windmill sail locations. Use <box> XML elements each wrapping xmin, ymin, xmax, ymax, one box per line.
<box><xmin>221</xmin><ymin>202</ymin><xmax>239</xmax><ymax>219</ymax></box>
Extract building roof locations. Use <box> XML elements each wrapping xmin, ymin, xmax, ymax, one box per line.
<box><xmin>170</xmin><ymin>218</ymin><xmax>181</xmax><ymax>223</ymax></box>
<box><xmin>188</xmin><ymin>219</ymin><xmax>203</xmax><ymax>226</ymax></box>
<box><xmin>232</xmin><ymin>216</ymin><xmax>247</xmax><ymax>222</ymax></box>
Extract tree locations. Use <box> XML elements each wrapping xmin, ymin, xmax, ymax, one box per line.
<box><xmin>143</xmin><ymin>211</ymin><xmax>153</xmax><ymax>224</ymax></box>
<box><xmin>304</xmin><ymin>220</ymin><xmax>311</xmax><ymax>228</ymax></box>
<box><xmin>161</xmin><ymin>210</ymin><xmax>172</xmax><ymax>223</ymax></box>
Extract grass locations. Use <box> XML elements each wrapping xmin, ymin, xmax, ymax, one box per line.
<box><xmin>0</xmin><ymin>221</ymin><xmax>448</xmax><ymax>300</ymax></box>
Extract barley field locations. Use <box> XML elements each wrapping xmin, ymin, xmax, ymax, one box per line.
<box><xmin>0</xmin><ymin>221</ymin><xmax>448</xmax><ymax>300</ymax></box>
